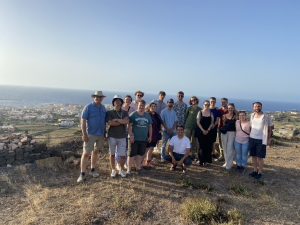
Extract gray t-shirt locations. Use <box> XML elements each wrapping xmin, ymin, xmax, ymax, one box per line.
<box><xmin>130</xmin><ymin>112</ymin><xmax>152</xmax><ymax>141</ymax></box>
<box><xmin>107</xmin><ymin>109</ymin><xmax>129</xmax><ymax>139</ymax></box>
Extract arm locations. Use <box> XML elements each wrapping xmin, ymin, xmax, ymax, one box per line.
<box><xmin>196</xmin><ymin>111</ymin><xmax>206</xmax><ymax>133</ymax></box>
<box><xmin>148</xmin><ymin>125</ymin><xmax>153</xmax><ymax>143</ymax></box>
<box><xmin>128</xmin><ymin>123</ymin><xmax>134</xmax><ymax>143</ymax></box>
<box><xmin>214</xmin><ymin>116</ymin><xmax>220</xmax><ymax>128</ymax></box>
<box><xmin>172</xmin><ymin>113</ymin><xmax>178</xmax><ymax>131</ymax></box>
<box><xmin>81</xmin><ymin>118</ymin><xmax>89</xmax><ymax>142</ymax></box>
<box><xmin>178</xmin><ymin>148</ymin><xmax>191</xmax><ymax>165</ymax></box>
<box><xmin>168</xmin><ymin>145</ymin><xmax>177</xmax><ymax>164</ymax></box>
<box><xmin>112</xmin><ymin>116</ymin><xmax>129</xmax><ymax>125</ymax></box>
<box><xmin>208</xmin><ymin>114</ymin><xmax>215</xmax><ymax>131</ymax></box>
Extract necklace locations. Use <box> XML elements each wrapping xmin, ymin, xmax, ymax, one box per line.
<box><xmin>115</xmin><ymin>110</ymin><xmax>123</xmax><ymax>119</ymax></box>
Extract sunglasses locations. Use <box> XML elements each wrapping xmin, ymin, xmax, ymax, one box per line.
<box><xmin>137</xmin><ymin>95</ymin><xmax>143</xmax><ymax>97</ymax></box>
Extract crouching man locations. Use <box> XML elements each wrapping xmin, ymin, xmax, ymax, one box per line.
<box><xmin>164</xmin><ymin>125</ymin><xmax>192</xmax><ymax>173</ymax></box>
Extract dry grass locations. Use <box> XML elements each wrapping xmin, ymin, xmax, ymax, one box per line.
<box><xmin>0</xmin><ymin>145</ymin><xmax>300</xmax><ymax>225</ymax></box>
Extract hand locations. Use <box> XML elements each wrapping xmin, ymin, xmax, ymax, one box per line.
<box><xmin>267</xmin><ymin>138</ymin><xmax>272</xmax><ymax>146</ymax></box>
<box><xmin>82</xmin><ymin>134</ymin><xmax>89</xmax><ymax>142</ymax></box>
<box><xmin>203</xmin><ymin>130</ymin><xmax>208</xmax><ymax>135</ymax></box>
<box><xmin>130</xmin><ymin>136</ymin><xmax>135</xmax><ymax>144</ymax></box>
<box><xmin>148</xmin><ymin>136</ymin><xmax>152</xmax><ymax>143</ymax></box>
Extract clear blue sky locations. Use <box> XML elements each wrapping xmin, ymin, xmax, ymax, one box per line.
<box><xmin>1</xmin><ymin>0</ymin><xmax>299</xmax><ymax>102</ymax></box>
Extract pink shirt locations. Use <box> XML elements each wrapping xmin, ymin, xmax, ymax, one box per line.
<box><xmin>235</xmin><ymin>120</ymin><xmax>251</xmax><ymax>144</ymax></box>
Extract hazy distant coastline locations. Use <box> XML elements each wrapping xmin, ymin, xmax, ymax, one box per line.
<box><xmin>0</xmin><ymin>85</ymin><xmax>299</xmax><ymax>112</ymax></box>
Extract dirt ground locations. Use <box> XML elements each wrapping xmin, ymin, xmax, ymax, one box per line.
<box><xmin>0</xmin><ymin>145</ymin><xmax>299</xmax><ymax>225</ymax></box>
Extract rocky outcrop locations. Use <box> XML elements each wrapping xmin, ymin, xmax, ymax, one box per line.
<box><xmin>0</xmin><ymin>133</ymin><xmax>82</xmax><ymax>167</ymax></box>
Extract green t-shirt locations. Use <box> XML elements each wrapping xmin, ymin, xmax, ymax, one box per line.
<box><xmin>130</xmin><ymin>112</ymin><xmax>152</xmax><ymax>141</ymax></box>
<box><xmin>107</xmin><ymin>109</ymin><xmax>129</xmax><ymax>138</ymax></box>
<box><xmin>185</xmin><ymin>106</ymin><xmax>201</xmax><ymax>129</ymax></box>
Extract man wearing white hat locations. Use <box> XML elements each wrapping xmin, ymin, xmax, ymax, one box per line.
<box><xmin>106</xmin><ymin>95</ymin><xmax>129</xmax><ymax>178</ymax></box>
<box><xmin>77</xmin><ymin>91</ymin><xmax>107</xmax><ymax>183</ymax></box>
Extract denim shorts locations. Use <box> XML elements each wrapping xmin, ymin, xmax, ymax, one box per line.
<box><xmin>249</xmin><ymin>138</ymin><xmax>266</xmax><ymax>158</ymax></box>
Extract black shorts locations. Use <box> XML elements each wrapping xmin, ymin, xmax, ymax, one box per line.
<box><xmin>249</xmin><ymin>138</ymin><xmax>266</xmax><ymax>158</ymax></box>
<box><xmin>146</xmin><ymin>141</ymin><xmax>158</xmax><ymax>148</ymax></box>
<box><xmin>129</xmin><ymin>141</ymin><xmax>147</xmax><ymax>157</ymax></box>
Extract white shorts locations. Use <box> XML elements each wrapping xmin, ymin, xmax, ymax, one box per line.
<box><xmin>108</xmin><ymin>137</ymin><xmax>127</xmax><ymax>156</ymax></box>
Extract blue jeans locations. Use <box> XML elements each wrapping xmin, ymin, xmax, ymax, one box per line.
<box><xmin>161</xmin><ymin>131</ymin><xmax>175</xmax><ymax>159</ymax></box>
<box><xmin>234</xmin><ymin>141</ymin><xmax>249</xmax><ymax>167</ymax></box>
<box><xmin>164</xmin><ymin>152</ymin><xmax>192</xmax><ymax>166</ymax></box>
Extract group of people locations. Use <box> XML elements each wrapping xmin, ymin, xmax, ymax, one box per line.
<box><xmin>77</xmin><ymin>90</ymin><xmax>273</xmax><ymax>183</ymax></box>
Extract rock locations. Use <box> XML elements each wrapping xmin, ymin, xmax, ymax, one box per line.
<box><xmin>30</xmin><ymin>140</ymin><xmax>36</xmax><ymax>144</ymax></box>
<box><xmin>21</xmin><ymin>137</ymin><xmax>29</xmax><ymax>144</ymax></box>
<box><xmin>17</xmin><ymin>163</ymin><xmax>35</xmax><ymax>173</ymax></box>
<box><xmin>7</xmin><ymin>164</ymin><xmax>12</xmax><ymax>168</ymax></box>
<box><xmin>64</xmin><ymin>156</ymin><xmax>78</xmax><ymax>168</ymax></box>
<box><xmin>35</xmin><ymin>157</ymin><xmax>63</xmax><ymax>171</ymax></box>
<box><xmin>9</xmin><ymin>143</ymin><xmax>18</xmax><ymax>151</ymax></box>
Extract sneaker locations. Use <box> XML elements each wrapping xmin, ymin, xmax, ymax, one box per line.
<box><xmin>111</xmin><ymin>169</ymin><xmax>117</xmax><ymax>178</ymax></box>
<box><xmin>119</xmin><ymin>170</ymin><xmax>127</xmax><ymax>178</ymax></box>
<box><xmin>126</xmin><ymin>170</ymin><xmax>131</xmax><ymax>175</ymax></box>
<box><xmin>90</xmin><ymin>171</ymin><xmax>99</xmax><ymax>178</ymax></box>
<box><xmin>160</xmin><ymin>158</ymin><xmax>166</xmax><ymax>163</ymax></box>
<box><xmin>170</xmin><ymin>165</ymin><xmax>176</xmax><ymax>171</ymax></box>
<box><xmin>77</xmin><ymin>174</ymin><xmax>85</xmax><ymax>183</ymax></box>
<box><xmin>217</xmin><ymin>156</ymin><xmax>224</xmax><ymax>161</ymax></box>
<box><xmin>222</xmin><ymin>163</ymin><xmax>226</xmax><ymax>168</ymax></box>
<box><xmin>249</xmin><ymin>171</ymin><xmax>258</xmax><ymax>178</ymax></box>
<box><xmin>181</xmin><ymin>165</ymin><xmax>186</xmax><ymax>174</ymax></box>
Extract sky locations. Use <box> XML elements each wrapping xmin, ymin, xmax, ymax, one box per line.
<box><xmin>0</xmin><ymin>0</ymin><xmax>300</xmax><ymax>103</ymax></box>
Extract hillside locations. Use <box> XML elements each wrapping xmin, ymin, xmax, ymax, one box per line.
<box><xmin>0</xmin><ymin>144</ymin><xmax>299</xmax><ymax>225</ymax></box>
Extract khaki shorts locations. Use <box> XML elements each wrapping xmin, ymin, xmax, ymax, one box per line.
<box><xmin>83</xmin><ymin>135</ymin><xmax>104</xmax><ymax>153</ymax></box>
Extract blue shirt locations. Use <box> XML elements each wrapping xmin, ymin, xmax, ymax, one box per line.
<box><xmin>210</xmin><ymin>108</ymin><xmax>221</xmax><ymax>124</ymax></box>
<box><xmin>160</xmin><ymin>108</ymin><xmax>178</xmax><ymax>130</ymax></box>
<box><xmin>81</xmin><ymin>102</ymin><xmax>106</xmax><ymax>136</ymax></box>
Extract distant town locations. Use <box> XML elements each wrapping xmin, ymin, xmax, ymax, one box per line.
<box><xmin>0</xmin><ymin>103</ymin><xmax>299</xmax><ymax>141</ymax></box>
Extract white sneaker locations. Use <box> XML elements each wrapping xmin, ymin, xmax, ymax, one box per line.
<box><xmin>77</xmin><ymin>174</ymin><xmax>85</xmax><ymax>183</ymax></box>
<box><xmin>89</xmin><ymin>171</ymin><xmax>99</xmax><ymax>178</ymax></box>
<box><xmin>119</xmin><ymin>170</ymin><xmax>126</xmax><ymax>178</ymax></box>
<box><xmin>111</xmin><ymin>169</ymin><xmax>117</xmax><ymax>178</ymax></box>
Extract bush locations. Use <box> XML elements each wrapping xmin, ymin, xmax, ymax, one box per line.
<box><xmin>181</xmin><ymin>198</ymin><xmax>244</xmax><ymax>225</ymax></box>
<box><xmin>181</xmin><ymin>198</ymin><xmax>218</xmax><ymax>224</ymax></box>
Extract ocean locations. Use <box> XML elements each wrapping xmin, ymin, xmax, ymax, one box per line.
<box><xmin>0</xmin><ymin>85</ymin><xmax>299</xmax><ymax>112</ymax></box>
